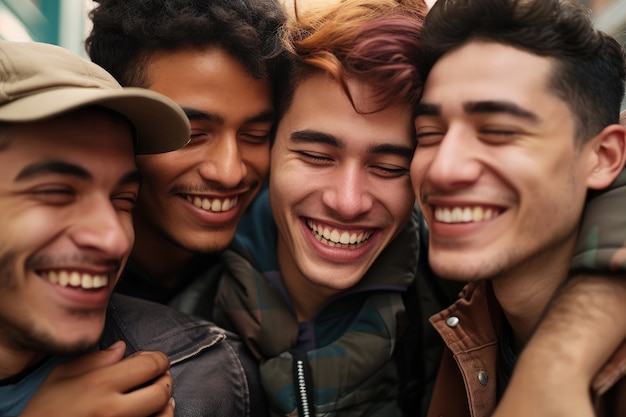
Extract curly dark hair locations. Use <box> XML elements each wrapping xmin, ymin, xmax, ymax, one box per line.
<box><xmin>85</xmin><ymin>0</ymin><xmax>286</xmax><ymax>88</ymax></box>
<box><xmin>421</xmin><ymin>0</ymin><xmax>626</xmax><ymax>142</ymax></box>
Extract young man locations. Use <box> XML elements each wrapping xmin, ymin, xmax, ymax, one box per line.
<box><xmin>411</xmin><ymin>0</ymin><xmax>626</xmax><ymax>415</ymax></box>
<box><xmin>0</xmin><ymin>40</ymin><xmax>264</xmax><ymax>417</ymax></box>
<box><xmin>85</xmin><ymin>0</ymin><xmax>286</xmax><ymax>309</ymax></box>
<box><xmin>212</xmin><ymin>1</ymin><xmax>429</xmax><ymax>415</ymax></box>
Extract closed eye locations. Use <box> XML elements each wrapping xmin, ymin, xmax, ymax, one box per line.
<box><xmin>297</xmin><ymin>151</ymin><xmax>333</xmax><ymax>163</ymax></box>
<box><xmin>31</xmin><ymin>187</ymin><xmax>76</xmax><ymax>205</ymax></box>
<box><xmin>480</xmin><ymin>129</ymin><xmax>519</xmax><ymax>143</ymax></box>
<box><xmin>240</xmin><ymin>132</ymin><xmax>271</xmax><ymax>145</ymax></box>
<box><xmin>416</xmin><ymin>131</ymin><xmax>445</xmax><ymax>146</ymax></box>
<box><xmin>371</xmin><ymin>165</ymin><xmax>409</xmax><ymax>178</ymax></box>
<box><xmin>112</xmin><ymin>194</ymin><xmax>137</xmax><ymax>212</ymax></box>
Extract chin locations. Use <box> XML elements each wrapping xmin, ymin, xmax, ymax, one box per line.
<box><xmin>430</xmin><ymin>259</ymin><xmax>484</xmax><ymax>282</ymax></box>
<box><xmin>42</xmin><ymin>336</ymin><xmax>98</xmax><ymax>356</ymax></box>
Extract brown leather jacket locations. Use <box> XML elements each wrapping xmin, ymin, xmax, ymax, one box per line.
<box><xmin>426</xmin><ymin>281</ymin><xmax>626</xmax><ymax>417</ymax></box>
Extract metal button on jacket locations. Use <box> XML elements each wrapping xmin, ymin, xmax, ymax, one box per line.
<box><xmin>478</xmin><ymin>371</ymin><xmax>489</xmax><ymax>386</ymax></box>
<box><xmin>446</xmin><ymin>316</ymin><xmax>460</xmax><ymax>327</ymax></box>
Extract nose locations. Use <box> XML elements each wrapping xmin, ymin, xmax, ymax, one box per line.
<box><xmin>197</xmin><ymin>134</ymin><xmax>247</xmax><ymax>188</ymax></box>
<box><xmin>71</xmin><ymin>196</ymin><xmax>133</xmax><ymax>258</ymax></box>
<box><xmin>321</xmin><ymin>163</ymin><xmax>373</xmax><ymax>219</ymax></box>
<box><xmin>424</xmin><ymin>127</ymin><xmax>482</xmax><ymax>190</ymax></box>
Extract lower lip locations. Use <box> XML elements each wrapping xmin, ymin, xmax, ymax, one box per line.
<box><xmin>41</xmin><ymin>277</ymin><xmax>111</xmax><ymax>308</ymax></box>
<box><xmin>300</xmin><ymin>220</ymin><xmax>378</xmax><ymax>263</ymax></box>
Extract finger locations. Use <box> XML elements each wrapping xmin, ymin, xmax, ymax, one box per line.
<box><xmin>115</xmin><ymin>371</ymin><xmax>174</xmax><ymax>417</ymax></box>
<box><xmin>103</xmin><ymin>351</ymin><xmax>171</xmax><ymax>393</ymax></box>
<box><xmin>47</xmin><ymin>341</ymin><xmax>126</xmax><ymax>379</ymax></box>
<box><xmin>153</xmin><ymin>398</ymin><xmax>176</xmax><ymax>417</ymax></box>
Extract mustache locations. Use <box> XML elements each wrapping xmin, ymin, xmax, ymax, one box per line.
<box><xmin>171</xmin><ymin>179</ymin><xmax>260</xmax><ymax>195</ymax></box>
<box><xmin>26</xmin><ymin>253</ymin><xmax>122</xmax><ymax>271</ymax></box>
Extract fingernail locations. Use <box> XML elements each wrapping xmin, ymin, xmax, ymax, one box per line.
<box><xmin>106</xmin><ymin>340</ymin><xmax>125</xmax><ymax>350</ymax></box>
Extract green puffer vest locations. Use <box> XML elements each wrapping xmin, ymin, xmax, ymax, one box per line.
<box><xmin>213</xmin><ymin>205</ymin><xmax>420</xmax><ymax>416</ymax></box>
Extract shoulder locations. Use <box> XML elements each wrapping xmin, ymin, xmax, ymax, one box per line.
<box><xmin>103</xmin><ymin>294</ymin><xmax>229</xmax><ymax>357</ymax></box>
<box><xmin>103</xmin><ymin>294</ymin><xmax>267</xmax><ymax>417</ymax></box>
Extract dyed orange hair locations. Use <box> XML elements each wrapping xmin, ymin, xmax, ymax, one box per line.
<box><xmin>276</xmin><ymin>0</ymin><xmax>427</xmax><ymax>116</ymax></box>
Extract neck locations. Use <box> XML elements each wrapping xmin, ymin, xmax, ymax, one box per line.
<box><xmin>0</xmin><ymin>345</ymin><xmax>45</xmax><ymax>381</ymax></box>
<box><xmin>131</xmin><ymin>218</ymin><xmax>195</xmax><ymax>289</ymax></box>
<box><xmin>492</xmin><ymin>240</ymin><xmax>575</xmax><ymax>351</ymax></box>
<box><xmin>276</xmin><ymin>237</ymin><xmax>336</xmax><ymax>322</ymax></box>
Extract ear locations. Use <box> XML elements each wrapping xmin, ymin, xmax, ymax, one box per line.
<box><xmin>586</xmin><ymin>121</ymin><xmax>626</xmax><ymax>190</ymax></box>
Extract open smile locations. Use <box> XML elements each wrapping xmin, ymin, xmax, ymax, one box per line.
<box><xmin>434</xmin><ymin>205</ymin><xmax>503</xmax><ymax>224</ymax></box>
<box><xmin>306</xmin><ymin>219</ymin><xmax>374</xmax><ymax>249</ymax></box>
<box><xmin>183</xmin><ymin>194</ymin><xmax>239</xmax><ymax>212</ymax></box>
<box><xmin>39</xmin><ymin>270</ymin><xmax>111</xmax><ymax>290</ymax></box>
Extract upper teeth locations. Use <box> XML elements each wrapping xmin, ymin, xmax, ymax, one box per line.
<box><xmin>435</xmin><ymin>206</ymin><xmax>499</xmax><ymax>223</ymax></box>
<box><xmin>306</xmin><ymin>220</ymin><xmax>373</xmax><ymax>248</ymax></box>
<box><xmin>186</xmin><ymin>195</ymin><xmax>238</xmax><ymax>212</ymax></box>
<box><xmin>42</xmin><ymin>270</ymin><xmax>109</xmax><ymax>289</ymax></box>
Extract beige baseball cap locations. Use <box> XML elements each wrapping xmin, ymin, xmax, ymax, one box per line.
<box><xmin>0</xmin><ymin>40</ymin><xmax>190</xmax><ymax>154</ymax></box>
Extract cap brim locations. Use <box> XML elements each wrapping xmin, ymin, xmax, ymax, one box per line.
<box><xmin>0</xmin><ymin>87</ymin><xmax>190</xmax><ymax>154</ymax></box>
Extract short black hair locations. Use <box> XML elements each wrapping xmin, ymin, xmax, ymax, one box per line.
<box><xmin>420</xmin><ymin>0</ymin><xmax>626</xmax><ymax>142</ymax></box>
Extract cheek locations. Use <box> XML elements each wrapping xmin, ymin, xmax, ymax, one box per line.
<box><xmin>269</xmin><ymin>169</ymin><xmax>293</xmax><ymax>208</ymax></box>
<box><xmin>135</xmin><ymin>153</ymin><xmax>181</xmax><ymax>185</ymax></box>
<box><xmin>409</xmin><ymin>153</ymin><xmax>429</xmax><ymax>189</ymax></box>
<box><xmin>2</xmin><ymin>210</ymin><xmax>65</xmax><ymax>251</ymax></box>
<box><xmin>120</xmin><ymin>213</ymin><xmax>136</xmax><ymax>247</ymax></box>
<box><xmin>388</xmin><ymin>178</ymin><xmax>415</xmax><ymax>222</ymax></box>
<box><xmin>242</xmin><ymin>143</ymin><xmax>270</xmax><ymax>178</ymax></box>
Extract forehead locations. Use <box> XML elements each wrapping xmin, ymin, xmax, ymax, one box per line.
<box><xmin>0</xmin><ymin>109</ymin><xmax>136</xmax><ymax>178</ymax></box>
<box><xmin>422</xmin><ymin>41</ymin><xmax>558</xmax><ymax>113</ymax></box>
<box><xmin>145</xmin><ymin>47</ymin><xmax>273</xmax><ymax>117</ymax></box>
<box><xmin>277</xmin><ymin>74</ymin><xmax>414</xmax><ymax>148</ymax></box>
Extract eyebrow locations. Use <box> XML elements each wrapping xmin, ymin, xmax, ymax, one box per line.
<box><xmin>290</xmin><ymin>129</ymin><xmax>414</xmax><ymax>159</ymax></box>
<box><xmin>414</xmin><ymin>103</ymin><xmax>440</xmax><ymax>117</ymax></box>
<box><xmin>181</xmin><ymin>107</ymin><xmax>275</xmax><ymax>125</ymax></box>
<box><xmin>16</xmin><ymin>161</ymin><xmax>92</xmax><ymax>181</ymax></box>
<box><xmin>415</xmin><ymin>100</ymin><xmax>540</xmax><ymax>122</ymax></box>
<box><xmin>15</xmin><ymin>160</ymin><xmax>141</xmax><ymax>187</ymax></box>
<box><xmin>118</xmin><ymin>170</ymin><xmax>143</xmax><ymax>187</ymax></box>
<box><xmin>464</xmin><ymin>100</ymin><xmax>539</xmax><ymax>121</ymax></box>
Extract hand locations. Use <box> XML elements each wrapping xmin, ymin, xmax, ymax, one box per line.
<box><xmin>20</xmin><ymin>341</ymin><xmax>174</xmax><ymax>417</ymax></box>
<box><xmin>493</xmin><ymin>273</ymin><xmax>626</xmax><ymax>417</ymax></box>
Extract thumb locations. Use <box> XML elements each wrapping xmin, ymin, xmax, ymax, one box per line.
<box><xmin>48</xmin><ymin>341</ymin><xmax>127</xmax><ymax>379</ymax></box>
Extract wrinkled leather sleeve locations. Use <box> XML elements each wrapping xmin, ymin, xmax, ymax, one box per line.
<box><xmin>571</xmin><ymin>167</ymin><xmax>626</xmax><ymax>272</ymax></box>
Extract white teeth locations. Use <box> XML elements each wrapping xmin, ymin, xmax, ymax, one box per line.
<box><xmin>43</xmin><ymin>270</ymin><xmax>109</xmax><ymax>290</ymax></box>
<box><xmin>434</xmin><ymin>206</ymin><xmax>499</xmax><ymax>224</ymax></box>
<box><xmin>69</xmin><ymin>272</ymin><xmax>80</xmax><ymax>286</ymax></box>
<box><xmin>59</xmin><ymin>271</ymin><xmax>69</xmax><ymax>286</ymax></box>
<box><xmin>306</xmin><ymin>220</ymin><xmax>373</xmax><ymax>248</ymax></box>
<box><xmin>186</xmin><ymin>195</ymin><xmax>238</xmax><ymax>213</ymax></box>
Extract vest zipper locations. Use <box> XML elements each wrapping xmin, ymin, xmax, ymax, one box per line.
<box><xmin>292</xmin><ymin>351</ymin><xmax>314</xmax><ymax>416</ymax></box>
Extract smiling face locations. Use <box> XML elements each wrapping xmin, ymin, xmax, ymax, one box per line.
<box><xmin>0</xmin><ymin>109</ymin><xmax>137</xmax><ymax>366</ymax></box>
<box><xmin>132</xmin><ymin>47</ymin><xmax>273</xmax><ymax>266</ymax></box>
<box><xmin>411</xmin><ymin>41</ymin><xmax>596</xmax><ymax>282</ymax></box>
<box><xmin>270</xmin><ymin>74</ymin><xmax>415</xmax><ymax>318</ymax></box>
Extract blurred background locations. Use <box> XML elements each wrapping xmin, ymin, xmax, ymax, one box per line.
<box><xmin>1</xmin><ymin>0</ymin><xmax>625</xmax><ymax>57</ymax></box>
<box><xmin>1</xmin><ymin>0</ymin><xmax>625</xmax><ymax>111</ymax></box>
